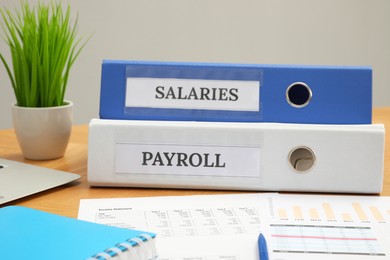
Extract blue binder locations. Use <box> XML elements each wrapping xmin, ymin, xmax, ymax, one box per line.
<box><xmin>100</xmin><ymin>60</ymin><xmax>372</xmax><ymax>124</ymax></box>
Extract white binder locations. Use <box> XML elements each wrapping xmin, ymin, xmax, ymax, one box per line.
<box><xmin>87</xmin><ymin>119</ymin><xmax>385</xmax><ymax>193</ymax></box>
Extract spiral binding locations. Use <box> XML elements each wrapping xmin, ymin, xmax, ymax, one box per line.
<box><xmin>86</xmin><ymin>233</ymin><xmax>157</xmax><ymax>260</ymax></box>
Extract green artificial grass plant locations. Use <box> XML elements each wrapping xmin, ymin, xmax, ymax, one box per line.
<box><xmin>0</xmin><ymin>1</ymin><xmax>88</xmax><ymax>107</ymax></box>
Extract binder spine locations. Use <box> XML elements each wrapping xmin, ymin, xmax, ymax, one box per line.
<box><xmin>100</xmin><ymin>60</ymin><xmax>372</xmax><ymax>124</ymax></box>
<box><xmin>87</xmin><ymin>233</ymin><xmax>157</xmax><ymax>260</ymax></box>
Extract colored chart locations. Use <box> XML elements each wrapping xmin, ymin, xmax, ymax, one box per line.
<box><xmin>270</xmin><ymin>224</ymin><xmax>385</xmax><ymax>256</ymax></box>
<box><xmin>268</xmin><ymin>195</ymin><xmax>390</xmax><ymax>224</ymax></box>
<box><xmin>267</xmin><ymin>195</ymin><xmax>390</xmax><ymax>258</ymax></box>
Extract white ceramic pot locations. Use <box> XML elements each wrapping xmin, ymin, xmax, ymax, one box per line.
<box><xmin>11</xmin><ymin>101</ymin><xmax>73</xmax><ymax>160</ymax></box>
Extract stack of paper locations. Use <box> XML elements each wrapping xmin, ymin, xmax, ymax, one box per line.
<box><xmin>78</xmin><ymin>193</ymin><xmax>390</xmax><ymax>260</ymax></box>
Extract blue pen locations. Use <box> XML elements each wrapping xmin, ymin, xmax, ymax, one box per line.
<box><xmin>258</xmin><ymin>233</ymin><xmax>269</xmax><ymax>260</ymax></box>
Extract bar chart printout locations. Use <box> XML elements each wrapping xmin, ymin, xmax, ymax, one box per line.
<box><xmin>269</xmin><ymin>195</ymin><xmax>390</xmax><ymax>224</ymax></box>
<box><xmin>267</xmin><ymin>195</ymin><xmax>390</xmax><ymax>258</ymax></box>
<box><xmin>78</xmin><ymin>194</ymin><xmax>390</xmax><ymax>259</ymax></box>
<box><xmin>270</xmin><ymin>224</ymin><xmax>385</xmax><ymax>256</ymax></box>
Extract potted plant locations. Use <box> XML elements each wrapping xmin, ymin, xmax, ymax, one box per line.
<box><xmin>0</xmin><ymin>1</ymin><xmax>88</xmax><ymax>160</ymax></box>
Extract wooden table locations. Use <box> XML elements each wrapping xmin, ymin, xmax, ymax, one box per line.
<box><xmin>1</xmin><ymin>108</ymin><xmax>389</xmax><ymax>218</ymax></box>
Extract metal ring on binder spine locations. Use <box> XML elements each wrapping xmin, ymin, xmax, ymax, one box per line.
<box><xmin>288</xmin><ymin>146</ymin><xmax>316</xmax><ymax>172</ymax></box>
<box><xmin>286</xmin><ymin>82</ymin><xmax>312</xmax><ymax>108</ymax></box>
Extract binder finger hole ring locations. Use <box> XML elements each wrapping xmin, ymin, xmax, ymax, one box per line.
<box><xmin>286</xmin><ymin>82</ymin><xmax>312</xmax><ymax>108</ymax></box>
<box><xmin>288</xmin><ymin>146</ymin><xmax>316</xmax><ymax>172</ymax></box>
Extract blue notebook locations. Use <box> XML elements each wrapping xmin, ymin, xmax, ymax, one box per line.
<box><xmin>0</xmin><ymin>206</ymin><xmax>157</xmax><ymax>260</ymax></box>
<box><xmin>100</xmin><ymin>60</ymin><xmax>372</xmax><ymax>124</ymax></box>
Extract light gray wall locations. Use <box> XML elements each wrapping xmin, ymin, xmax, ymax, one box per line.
<box><xmin>1</xmin><ymin>0</ymin><xmax>389</xmax><ymax>129</ymax></box>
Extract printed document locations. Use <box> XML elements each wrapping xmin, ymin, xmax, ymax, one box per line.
<box><xmin>78</xmin><ymin>193</ymin><xmax>390</xmax><ymax>259</ymax></box>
